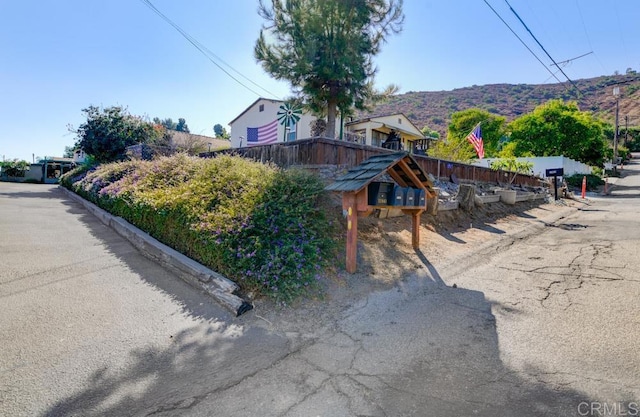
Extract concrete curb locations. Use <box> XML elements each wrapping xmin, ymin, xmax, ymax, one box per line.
<box><xmin>60</xmin><ymin>187</ymin><xmax>253</xmax><ymax>316</ymax></box>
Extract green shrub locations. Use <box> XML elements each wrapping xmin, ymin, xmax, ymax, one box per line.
<box><xmin>61</xmin><ymin>154</ymin><xmax>337</xmax><ymax>303</ymax></box>
<box><xmin>565</xmin><ymin>174</ymin><xmax>604</xmax><ymax>191</ymax></box>
<box><xmin>0</xmin><ymin>159</ymin><xmax>29</xmax><ymax>177</ymax></box>
<box><xmin>617</xmin><ymin>145</ymin><xmax>630</xmax><ymax>161</ymax></box>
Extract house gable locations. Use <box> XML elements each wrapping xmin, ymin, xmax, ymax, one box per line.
<box><xmin>229</xmin><ymin>98</ymin><xmax>321</xmax><ymax>148</ymax></box>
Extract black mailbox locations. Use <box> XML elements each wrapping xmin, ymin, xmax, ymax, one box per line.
<box><xmin>545</xmin><ymin>168</ymin><xmax>564</xmax><ymax>177</ymax></box>
<box><xmin>404</xmin><ymin>187</ymin><xmax>415</xmax><ymax>206</ymax></box>
<box><xmin>414</xmin><ymin>188</ymin><xmax>426</xmax><ymax>207</ymax></box>
<box><xmin>367</xmin><ymin>182</ymin><xmax>393</xmax><ymax>206</ymax></box>
<box><xmin>390</xmin><ymin>185</ymin><xmax>405</xmax><ymax>206</ymax></box>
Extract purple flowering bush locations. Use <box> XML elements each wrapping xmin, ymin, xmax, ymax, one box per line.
<box><xmin>61</xmin><ymin>154</ymin><xmax>336</xmax><ymax>302</ymax></box>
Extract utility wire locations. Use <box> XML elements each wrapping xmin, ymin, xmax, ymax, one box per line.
<box><xmin>574</xmin><ymin>0</ymin><xmax>607</xmax><ymax>74</ymax></box>
<box><xmin>482</xmin><ymin>0</ymin><xmax>568</xmax><ymax>90</ymax></box>
<box><xmin>503</xmin><ymin>0</ymin><xmax>582</xmax><ymax>97</ymax></box>
<box><xmin>138</xmin><ymin>0</ymin><xmax>280</xmax><ymax>99</ymax></box>
<box><xmin>550</xmin><ymin>52</ymin><xmax>593</xmax><ymax>68</ymax></box>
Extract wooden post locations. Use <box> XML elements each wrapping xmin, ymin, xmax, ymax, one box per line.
<box><xmin>343</xmin><ymin>192</ymin><xmax>358</xmax><ymax>273</ymax></box>
<box><xmin>412</xmin><ymin>211</ymin><xmax>421</xmax><ymax>249</ymax></box>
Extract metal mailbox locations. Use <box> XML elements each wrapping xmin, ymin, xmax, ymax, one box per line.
<box><xmin>414</xmin><ymin>188</ymin><xmax>426</xmax><ymax>207</ymax></box>
<box><xmin>367</xmin><ymin>182</ymin><xmax>393</xmax><ymax>206</ymax></box>
<box><xmin>390</xmin><ymin>185</ymin><xmax>405</xmax><ymax>206</ymax></box>
<box><xmin>404</xmin><ymin>187</ymin><xmax>415</xmax><ymax>206</ymax></box>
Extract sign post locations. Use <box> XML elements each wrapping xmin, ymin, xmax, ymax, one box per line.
<box><xmin>546</xmin><ymin>168</ymin><xmax>564</xmax><ymax>201</ymax></box>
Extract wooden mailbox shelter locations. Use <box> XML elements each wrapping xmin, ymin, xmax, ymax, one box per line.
<box><xmin>325</xmin><ymin>152</ymin><xmax>436</xmax><ymax>273</ymax></box>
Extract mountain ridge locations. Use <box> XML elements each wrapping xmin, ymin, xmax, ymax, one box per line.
<box><xmin>359</xmin><ymin>73</ymin><xmax>640</xmax><ymax>137</ymax></box>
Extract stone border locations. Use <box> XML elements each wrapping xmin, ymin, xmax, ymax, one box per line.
<box><xmin>60</xmin><ymin>187</ymin><xmax>253</xmax><ymax>316</ymax></box>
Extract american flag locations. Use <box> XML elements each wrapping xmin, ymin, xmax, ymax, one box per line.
<box><xmin>247</xmin><ymin>120</ymin><xmax>278</xmax><ymax>146</ymax></box>
<box><xmin>466</xmin><ymin>123</ymin><xmax>484</xmax><ymax>159</ymax></box>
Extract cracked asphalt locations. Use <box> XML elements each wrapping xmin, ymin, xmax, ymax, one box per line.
<box><xmin>2</xmin><ymin>157</ymin><xmax>639</xmax><ymax>417</ymax></box>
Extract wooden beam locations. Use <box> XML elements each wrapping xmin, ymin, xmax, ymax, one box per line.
<box><xmin>411</xmin><ymin>210</ymin><xmax>422</xmax><ymax>249</ymax></box>
<box><xmin>397</xmin><ymin>159</ymin><xmax>426</xmax><ymax>190</ymax></box>
<box><xmin>396</xmin><ymin>158</ymin><xmax>437</xmax><ymax>198</ymax></box>
<box><xmin>357</xmin><ymin>208</ymin><xmax>374</xmax><ymax>218</ymax></box>
<box><xmin>356</xmin><ymin>188</ymin><xmax>369</xmax><ymax>212</ymax></box>
<box><xmin>386</xmin><ymin>168</ymin><xmax>409</xmax><ymax>187</ymax></box>
<box><xmin>343</xmin><ymin>192</ymin><xmax>358</xmax><ymax>274</ymax></box>
<box><xmin>401</xmin><ymin>209</ymin><xmax>423</xmax><ymax>249</ymax></box>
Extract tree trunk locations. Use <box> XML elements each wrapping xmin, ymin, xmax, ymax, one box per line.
<box><xmin>326</xmin><ymin>98</ymin><xmax>337</xmax><ymax>139</ymax></box>
<box><xmin>457</xmin><ymin>184</ymin><xmax>476</xmax><ymax>212</ymax></box>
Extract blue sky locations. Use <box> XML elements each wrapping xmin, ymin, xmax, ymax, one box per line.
<box><xmin>1</xmin><ymin>0</ymin><xmax>638</xmax><ymax>162</ymax></box>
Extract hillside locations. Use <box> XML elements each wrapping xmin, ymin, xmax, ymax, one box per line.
<box><xmin>360</xmin><ymin>73</ymin><xmax>640</xmax><ymax>137</ymax></box>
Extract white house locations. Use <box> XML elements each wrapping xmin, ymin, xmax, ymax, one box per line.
<box><xmin>229</xmin><ymin>98</ymin><xmax>318</xmax><ymax>148</ymax></box>
<box><xmin>73</xmin><ymin>149</ymin><xmax>87</xmax><ymax>164</ymax></box>
<box><xmin>229</xmin><ymin>98</ymin><xmax>430</xmax><ymax>153</ymax></box>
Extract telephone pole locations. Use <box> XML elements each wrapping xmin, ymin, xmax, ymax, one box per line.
<box><xmin>613</xmin><ymin>87</ymin><xmax>620</xmax><ymax>164</ymax></box>
<box><xmin>625</xmin><ymin>115</ymin><xmax>629</xmax><ymax>145</ymax></box>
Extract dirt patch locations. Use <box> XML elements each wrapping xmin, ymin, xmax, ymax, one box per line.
<box><xmin>249</xmin><ymin>191</ymin><xmax>582</xmax><ymax>332</ymax></box>
<box><xmin>317</xmin><ymin>195</ymin><xmax>581</xmax><ymax>304</ymax></box>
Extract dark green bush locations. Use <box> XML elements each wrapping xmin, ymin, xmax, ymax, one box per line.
<box><xmin>565</xmin><ymin>174</ymin><xmax>604</xmax><ymax>191</ymax></box>
<box><xmin>61</xmin><ymin>154</ymin><xmax>337</xmax><ymax>303</ymax></box>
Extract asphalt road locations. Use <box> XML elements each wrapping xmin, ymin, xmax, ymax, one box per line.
<box><xmin>0</xmin><ymin>184</ymin><xmax>292</xmax><ymax>417</ymax></box>
<box><xmin>1</xmin><ymin>158</ymin><xmax>639</xmax><ymax>416</ymax></box>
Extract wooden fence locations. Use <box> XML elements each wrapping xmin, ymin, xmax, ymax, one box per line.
<box><xmin>202</xmin><ymin>137</ymin><xmax>542</xmax><ymax>187</ymax></box>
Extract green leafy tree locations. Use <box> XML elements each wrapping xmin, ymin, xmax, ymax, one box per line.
<box><xmin>213</xmin><ymin>123</ymin><xmax>230</xmax><ymax>139</ymax></box>
<box><xmin>490</xmin><ymin>159</ymin><xmax>533</xmax><ymax>175</ymax></box>
<box><xmin>73</xmin><ymin>106</ymin><xmax>165</xmax><ymax>163</ymax></box>
<box><xmin>63</xmin><ymin>146</ymin><xmax>75</xmax><ymax>158</ymax></box>
<box><xmin>428</xmin><ymin>108</ymin><xmax>505</xmax><ymax>162</ymax></box>
<box><xmin>428</xmin><ymin>136</ymin><xmax>476</xmax><ymax>162</ymax></box>
<box><xmin>420</xmin><ymin>125</ymin><xmax>440</xmax><ymax>139</ymax></box>
<box><xmin>176</xmin><ymin>117</ymin><xmax>190</xmax><ymax>133</ymax></box>
<box><xmin>508</xmin><ymin>100</ymin><xmax>608</xmax><ymax>166</ymax></box>
<box><xmin>153</xmin><ymin>117</ymin><xmax>189</xmax><ymax>133</ymax></box>
<box><xmin>153</xmin><ymin>117</ymin><xmax>177</xmax><ymax>130</ymax></box>
<box><xmin>496</xmin><ymin>141</ymin><xmax>533</xmax><ymax>158</ymax></box>
<box><xmin>255</xmin><ymin>0</ymin><xmax>404</xmax><ymax>138</ymax></box>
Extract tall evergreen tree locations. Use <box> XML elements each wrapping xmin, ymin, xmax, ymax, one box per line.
<box><xmin>255</xmin><ymin>0</ymin><xmax>404</xmax><ymax>138</ymax></box>
<box><xmin>176</xmin><ymin>118</ymin><xmax>190</xmax><ymax>133</ymax></box>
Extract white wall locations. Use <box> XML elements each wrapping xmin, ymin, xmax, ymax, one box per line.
<box><xmin>229</xmin><ymin>98</ymin><xmax>319</xmax><ymax>148</ymax></box>
<box><xmin>476</xmin><ymin>156</ymin><xmax>592</xmax><ymax>179</ymax></box>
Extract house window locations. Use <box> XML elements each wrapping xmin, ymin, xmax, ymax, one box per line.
<box><xmin>398</xmin><ymin>118</ymin><xmax>402</xmax><ymax>124</ymax></box>
<box><xmin>371</xmin><ymin>130</ymin><xmax>386</xmax><ymax>147</ymax></box>
<box><xmin>286</xmin><ymin>119</ymin><xmax>297</xmax><ymax>141</ymax></box>
<box><xmin>259</xmin><ymin>104</ymin><xmax>264</xmax><ymax>112</ymax></box>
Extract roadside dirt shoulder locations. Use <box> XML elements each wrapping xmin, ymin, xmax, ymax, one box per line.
<box><xmin>248</xmin><ymin>197</ymin><xmax>585</xmax><ymax>335</ymax></box>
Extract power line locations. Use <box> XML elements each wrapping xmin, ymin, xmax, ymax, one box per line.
<box><xmin>138</xmin><ymin>0</ymin><xmax>281</xmax><ymax>99</ymax></box>
<box><xmin>482</xmin><ymin>0</ymin><xmax>567</xmax><ymax>89</ymax></box>
<box><xmin>503</xmin><ymin>0</ymin><xmax>582</xmax><ymax>97</ymax></box>
<box><xmin>611</xmin><ymin>0</ymin><xmax>630</xmax><ymax>66</ymax></box>
<box><xmin>550</xmin><ymin>51</ymin><xmax>593</xmax><ymax>68</ymax></box>
<box><xmin>574</xmin><ymin>0</ymin><xmax>607</xmax><ymax>74</ymax></box>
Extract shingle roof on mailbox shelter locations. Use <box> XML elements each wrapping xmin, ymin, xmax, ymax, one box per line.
<box><xmin>325</xmin><ymin>152</ymin><xmax>435</xmax><ymax>195</ymax></box>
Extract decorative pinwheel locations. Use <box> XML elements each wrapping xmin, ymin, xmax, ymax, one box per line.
<box><xmin>277</xmin><ymin>102</ymin><xmax>302</xmax><ymax>141</ymax></box>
